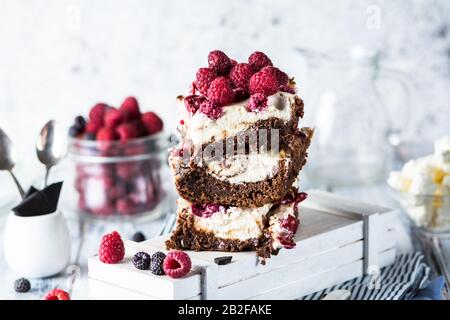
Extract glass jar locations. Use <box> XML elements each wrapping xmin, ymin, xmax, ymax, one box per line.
<box><xmin>297</xmin><ymin>47</ymin><xmax>413</xmax><ymax>188</ymax></box>
<box><xmin>67</xmin><ymin>133</ymin><xmax>171</xmax><ymax>220</ymax></box>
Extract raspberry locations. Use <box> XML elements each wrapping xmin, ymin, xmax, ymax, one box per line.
<box><xmin>14</xmin><ymin>278</ymin><xmax>31</xmax><ymax>293</ymax></box>
<box><xmin>116</xmin><ymin>123</ymin><xmax>139</xmax><ymax>141</ymax></box>
<box><xmin>249</xmin><ymin>70</ymin><xmax>279</xmax><ymax>96</ymax></box>
<box><xmin>104</xmin><ymin>108</ymin><xmax>124</xmax><ymax>128</ymax></box>
<box><xmin>91</xmin><ymin>205</ymin><xmax>115</xmax><ymax>216</ymax></box>
<box><xmin>230</xmin><ymin>59</ymin><xmax>238</xmax><ymax>68</ymax></box>
<box><xmin>110</xmin><ymin>182</ymin><xmax>127</xmax><ymax>200</ymax></box>
<box><xmin>120</xmin><ymin>96</ymin><xmax>140</xmax><ymax>120</ymax></box>
<box><xmin>280</xmin><ymin>190</ymin><xmax>307</xmax><ymax>206</ymax></box>
<box><xmin>229</xmin><ymin>63</ymin><xmax>254</xmax><ymax>89</ymax></box>
<box><xmin>208</xmin><ymin>50</ymin><xmax>232</xmax><ymax>75</ymax></box>
<box><xmin>191</xmin><ymin>203</ymin><xmax>226</xmax><ymax>218</ymax></box>
<box><xmin>173</xmin><ymin>146</ymin><xmax>186</xmax><ymax>158</ymax></box>
<box><xmin>199</xmin><ymin>100</ymin><xmax>223</xmax><ymax>120</ymax></box>
<box><xmin>261</xmin><ymin>66</ymin><xmax>288</xmax><ymax>86</ymax></box>
<box><xmin>189</xmin><ymin>82</ymin><xmax>197</xmax><ymax>95</ymax></box>
<box><xmin>163</xmin><ymin>250</ymin><xmax>192</xmax><ymax>278</ymax></box>
<box><xmin>141</xmin><ymin>112</ymin><xmax>163</xmax><ymax>135</ymax></box>
<box><xmin>195</xmin><ymin>67</ymin><xmax>216</xmax><ymax>95</ymax></box>
<box><xmin>280</xmin><ymin>214</ymin><xmax>299</xmax><ymax>234</ymax></box>
<box><xmin>131</xmin><ymin>119</ymin><xmax>148</xmax><ymax>137</ymax></box>
<box><xmin>184</xmin><ymin>95</ymin><xmax>206</xmax><ymax>115</ymax></box>
<box><xmin>116</xmin><ymin>162</ymin><xmax>139</xmax><ymax>179</ymax></box>
<box><xmin>277</xmin><ymin>229</ymin><xmax>296</xmax><ymax>249</ymax></box>
<box><xmin>281</xmin><ymin>190</ymin><xmax>307</xmax><ymax>213</ymax></box>
<box><xmin>276</xmin><ymin>214</ymin><xmax>299</xmax><ymax>249</ymax></box>
<box><xmin>280</xmin><ymin>84</ymin><xmax>296</xmax><ymax>94</ymax></box>
<box><xmin>45</xmin><ymin>289</ymin><xmax>70</xmax><ymax>300</ymax></box>
<box><xmin>89</xmin><ymin>103</ymin><xmax>109</xmax><ymax>124</ymax></box>
<box><xmin>247</xmin><ymin>93</ymin><xmax>268</xmax><ymax>112</ymax></box>
<box><xmin>85</xmin><ymin>120</ymin><xmax>102</xmax><ymax>135</ymax></box>
<box><xmin>150</xmin><ymin>251</ymin><xmax>166</xmax><ymax>275</ymax></box>
<box><xmin>131</xmin><ymin>231</ymin><xmax>146</xmax><ymax>243</ymax></box>
<box><xmin>233</xmin><ymin>88</ymin><xmax>250</xmax><ymax>102</ymax></box>
<box><xmin>96</xmin><ymin>127</ymin><xmax>118</xmax><ymax>141</ymax></box>
<box><xmin>132</xmin><ymin>251</ymin><xmax>151</xmax><ymax>270</ymax></box>
<box><xmin>116</xmin><ymin>198</ymin><xmax>138</xmax><ymax>215</ymax></box>
<box><xmin>98</xmin><ymin>231</ymin><xmax>125</xmax><ymax>264</ymax></box>
<box><xmin>248</xmin><ymin>51</ymin><xmax>272</xmax><ymax>71</ymax></box>
<box><xmin>207</xmin><ymin>77</ymin><xmax>234</xmax><ymax>106</ymax></box>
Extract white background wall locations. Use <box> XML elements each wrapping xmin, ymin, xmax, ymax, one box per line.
<box><xmin>0</xmin><ymin>0</ymin><xmax>449</xmax><ymax>190</ymax></box>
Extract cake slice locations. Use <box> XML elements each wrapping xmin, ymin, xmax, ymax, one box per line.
<box><xmin>166</xmin><ymin>50</ymin><xmax>313</xmax><ymax>260</ymax></box>
<box><xmin>169</xmin><ymin>127</ymin><xmax>313</xmax><ymax>207</ymax></box>
<box><xmin>165</xmin><ymin>189</ymin><xmax>307</xmax><ymax>260</ymax></box>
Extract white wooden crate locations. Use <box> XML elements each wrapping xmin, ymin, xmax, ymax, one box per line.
<box><xmin>88</xmin><ymin>191</ymin><xmax>398</xmax><ymax>300</ymax></box>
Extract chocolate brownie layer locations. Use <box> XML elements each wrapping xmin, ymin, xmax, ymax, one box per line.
<box><xmin>165</xmin><ymin>206</ymin><xmax>281</xmax><ymax>261</ymax></box>
<box><xmin>170</xmin><ymin>127</ymin><xmax>313</xmax><ymax>208</ymax></box>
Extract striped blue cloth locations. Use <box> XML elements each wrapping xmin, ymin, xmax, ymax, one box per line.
<box><xmin>302</xmin><ymin>252</ymin><xmax>431</xmax><ymax>300</ymax></box>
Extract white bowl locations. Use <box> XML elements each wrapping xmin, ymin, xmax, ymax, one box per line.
<box><xmin>4</xmin><ymin>210</ymin><xmax>71</xmax><ymax>278</ymax></box>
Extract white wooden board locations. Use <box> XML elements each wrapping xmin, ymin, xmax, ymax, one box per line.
<box><xmin>250</xmin><ymin>248</ymin><xmax>397</xmax><ymax>300</ymax></box>
<box><xmin>88</xmin><ymin>278</ymin><xmax>201</xmax><ymax>300</ymax></box>
<box><xmin>88</xmin><ymin>191</ymin><xmax>398</xmax><ymax>300</ymax></box>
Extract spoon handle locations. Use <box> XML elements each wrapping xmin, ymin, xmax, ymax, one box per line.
<box><xmin>44</xmin><ymin>166</ymin><xmax>51</xmax><ymax>187</ymax></box>
<box><xmin>8</xmin><ymin>170</ymin><xmax>25</xmax><ymax>198</ymax></box>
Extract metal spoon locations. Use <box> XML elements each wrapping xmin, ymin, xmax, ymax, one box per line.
<box><xmin>36</xmin><ymin>120</ymin><xmax>67</xmax><ymax>187</ymax></box>
<box><xmin>0</xmin><ymin>128</ymin><xmax>25</xmax><ymax>198</ymax></box>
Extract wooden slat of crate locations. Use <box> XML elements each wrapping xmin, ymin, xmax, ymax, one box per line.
<box><xmin>304</xmin><ymin>191</ymin><xmax>395</xmax><ymax>216</ymax></box>
<box><xmin>215</xmin><ymin>232</ymin><xmax>395</xmax><ymax>299</ymax></box>
<box><xmin>88</xmin><ymin>278</ymin><xmax>201</xmax><ymax>300</ymax></box>
<box><xmin>249</xmin><ymin>248</ymin><xmax>396</xmax><ymax>300</ymax></box>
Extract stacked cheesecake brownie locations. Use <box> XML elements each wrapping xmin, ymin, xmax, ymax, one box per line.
<box><xmin>166</xmin><ymin>50</ymin><xmax>313</xmax><ymax>260</ymax></box>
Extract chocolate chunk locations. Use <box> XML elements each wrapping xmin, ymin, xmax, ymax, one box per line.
<box><xmin>214</xmin><ymin>256</ymin><xmax>233</xmax><ymax>265</ymax></box>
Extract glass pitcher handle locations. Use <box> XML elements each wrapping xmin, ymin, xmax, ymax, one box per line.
<box><xmin>377</xmin><ymin>68</ymin><xmax>414</xmax><ymax>147</ymax></box>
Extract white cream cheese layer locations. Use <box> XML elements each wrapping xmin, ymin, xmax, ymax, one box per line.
<box><xmin>178</xmin><ymin>198</ymin><xmax>270</xmax><ymax>241</ymax></box>
<box><xmin>178</xmin><ymin>91</ymin><xmax>296</xmax><ymax>146</ymax></box>
<box><xmin>205</xmin><ymin>152</ymin><xmax>285</xmax><ymax>184</ymax></box>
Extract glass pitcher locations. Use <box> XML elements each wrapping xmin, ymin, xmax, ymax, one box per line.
<box><xmin>297</xmin><ymin>47</ymin><xmax>413</xmax><ymax>188</ymax></box>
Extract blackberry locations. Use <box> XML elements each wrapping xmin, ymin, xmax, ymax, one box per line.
<box><xmin>150</xmin><ymin>251</ymin><xmax>166</xmax><ymax>275</ymax></box>
<box><xmin>74</xmin><ymin>115</ymin><xmax>86</xmax><ymax>130</ymax></box>
<box><xmin>14</xmin><ymin>278</ymin><xmax>31</xmax><ymax>293</ymax></box>
<box><xmin>132</xmin><ymin>252</ymin><xmax>151</xmax><ymax>270</ymax></box>
<box><xmin>131</xmin><ymin>231</ymin><xmax>146</xmax><ymax>243</ymax></box>
<box><xmin>69</xmin><ymin>125</ymin><xmax>79</xmax><ymax>137</ymax></box>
